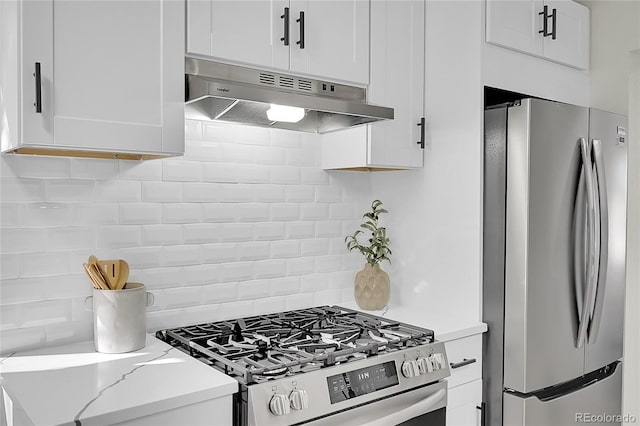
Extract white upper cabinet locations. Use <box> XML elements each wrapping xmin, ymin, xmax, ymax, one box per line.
<box><xmin>1</xmin><ymin>0</ymin><xmax>184</xmax><ymax>159</ymax></box>
<box><xmin>321</xmin><ymin>0</ymin><xmax>425</xmax><ymax>170</ymax></box>
<box><xmin>486</xmin><ymin>0</ymin><xmax>589</xmax><ymax>70</ymax></box>
<box><xmin>186</xmin><ymin>0</ymin><xmax>369</xmax><ymax>85</ymax></box>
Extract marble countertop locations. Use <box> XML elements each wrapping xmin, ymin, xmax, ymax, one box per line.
<box><xmin>0</xmin><ymin>335</ymin><xmax>238</xmax><ymax>426</ymax></box>
<box><xmin>338</xmin><ymin>302</ymin><xmax>488</xmax><ymax>342</ymax></box>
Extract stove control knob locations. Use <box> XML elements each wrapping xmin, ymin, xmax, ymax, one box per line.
<box><xmin>417</xmin><ymin>356</ymin><xmax>434</xmax><ymax>374</ymax></box>
<box><xmin>269</xmin><ymin>394</ymin><xmax>291</xmax><ymax>416</ymax></box>
<box><xmin>290</xmin><ymin>389</ymin><xmax>309</xmax><ymax>410</ymax></box>
<box><xmin>401</xmin><ymin>360</ymin><xmax>420</xmax><ymax>378</ymax></box>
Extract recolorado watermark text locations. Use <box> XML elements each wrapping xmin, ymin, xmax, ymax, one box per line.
<box><xmin>576</xmin><ymin>413</ymin><xmax>638</xmax><ymax>423</ymax></box>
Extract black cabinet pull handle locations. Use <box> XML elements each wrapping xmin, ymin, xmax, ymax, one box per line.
<box><xmin>476</xmin><ymin>402</ymin><xmax>486</xmax><ymax>426</ymax></box>
<box><xmin>296</xmin><ymin>11</ymin><xmax>305</xmax><ymax>49</ymax></box>
<box><xmin>551</xmin><ymin>7</ymin><xmax>557</xmax><ymax>40</ymax></box>
<box><xmin>450</xmin><ymin>358</ymin><xmax>477</xmax><ymax>369</ymax></box>
<box><xmin>34</xmin><ymin>62</ymin><xmax>42</xmax><ymax>113</ymax></box>
<box><xmin>417</xmin><ymin>117</ymin><xmax>425</xmax><ymax>149</ymax></box>
<box><xmin>281</xmin><ymin>7</ymin><xmax>289</xmax><ymax>46</ymax></box>
<box><xmin>538</xmin><ymin>5</ymin><xmax>551</xmax><ymax>37</ymax></box>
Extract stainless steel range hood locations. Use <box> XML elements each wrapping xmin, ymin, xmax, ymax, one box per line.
<box><xmin>185</xmin><ymin>58</ymin><xmax>394</xmax><ymax>133</ymax></box>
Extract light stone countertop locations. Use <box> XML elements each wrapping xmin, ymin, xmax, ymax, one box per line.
<box><xmin>0</xmin><ymin>335</ymin><xmax>238</xmax><ymax>426</ymax></box>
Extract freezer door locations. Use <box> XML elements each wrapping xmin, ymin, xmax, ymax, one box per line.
<box><xmin>504</xmin><ymin>99</ymin><xmax>589</xmax><ymax>393</ymax></box>
<box><xmin>584</xmin><ymin>109</ymin><xmax>627</xmax><ymax>372</ymax></box>
<box><xmin>503</xmin><ymin>362</ymin><xmax>622</xmax><ymax>426</ymax></box>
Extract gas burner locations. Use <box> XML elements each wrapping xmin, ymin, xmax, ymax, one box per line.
<box><xmin>156</xmin><ymin>305</ymin><xmax>434</xmax><ymax>384</ymax></box>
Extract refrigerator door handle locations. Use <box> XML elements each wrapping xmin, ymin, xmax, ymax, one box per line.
<box><xmin>588</xmin><ymin>139</ymin><xmax>609</xmax><ymax>344</ymax></box>
<box><xmin>576</xmin><ymin>138</ymin><xmax>597</xmax><ymax>349</ymax></box>
<box><xmin>573</xmin><ymin>164</ymin><xmax>586</xmax><ymax>321</ymax></box>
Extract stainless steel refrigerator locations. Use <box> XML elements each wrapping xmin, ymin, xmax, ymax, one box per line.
<box><xmin>483</xmin><ymin>98</ymin><xmax>627</xmax><ymax>425</ymax></box>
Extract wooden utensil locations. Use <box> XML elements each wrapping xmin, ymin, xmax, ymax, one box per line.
<box><xmin>83</xmin><ymin>263</ymin><xmax>108</xmax><ymax>290</ymax></box>
<box><xmin>100</xmin><ymin>259</ymin><xmax>122</xmax><ymax>290</ymax></box>
<box><xmin>83</xmin><ymin>263</ymin><xmax>101</xmax><ymax>289</ymax></box>
<box><xmin>88</xmin><ymin>255</ymin><xmax>110</xmax><ymax>288</ymax></box>
<box><xmin>114</xmin><ymin>260</ymin><xmax>129</xmax><ymax>290</ymax></box>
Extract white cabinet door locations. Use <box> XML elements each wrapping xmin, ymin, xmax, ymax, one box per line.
<box><xmin>367</xmin><ymin>0</ymin><xmax>424</xmax><ymax>168</ymax></box>
<box><xmin>289</xmin><ymin>0</ymin><xmax>369</xmax><ymax>84</ymax></box>
<box><xmin>321</xmin><ymin>0</ymin><xmax>423</xmax><ymax>170</ymax></box>
<box><xmin>542</xmin><ymin>0</ymin><xmax>589</xmax><ymax>69</ymax></box>
<box><xmin>486</xmin><ymin>0</ymin><xmax>544</xmax><ymax>57</ymax></box>
<box><xmin>203</xmin><ymin>0</ymin><xmax>289</xmax><ymax>71</ymax></box>
<box><xmin>446</xmin><ymin>379</ymin><xmax>482</xmax><ymax>426</ymax></box>
<box><xmin>485</xmin><ymin>0</ymin><xmax>589</xmax><ymax>70</ymax></box>
<box><xmin>17</xmin><ymin>0</ymin><xmax>184</xmax><ymax>156</ymax></box>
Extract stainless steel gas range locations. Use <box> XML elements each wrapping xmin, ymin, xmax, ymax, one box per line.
<box><xmin>156</xmin><ymin>306</ymin><xmax>450</xmax><ymax>426</ymax></box>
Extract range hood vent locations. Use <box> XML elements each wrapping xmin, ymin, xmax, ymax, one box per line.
<box><xmin>185</xmin><ymin>58</ymin><xmax>394</xmax><ymax>134</ymax></box>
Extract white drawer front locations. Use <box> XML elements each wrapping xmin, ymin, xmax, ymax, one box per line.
<box><xmin>444</xmin><ymin>334</ymin><xmax>482</xmax><ymax>388</ymax></box>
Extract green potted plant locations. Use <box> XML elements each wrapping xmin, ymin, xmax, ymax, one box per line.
<box><xmin>345</xmin><ymin>200</ymin><xmax>392</xmax><ymax>310</ymax></box>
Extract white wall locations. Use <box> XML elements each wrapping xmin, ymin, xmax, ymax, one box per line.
<box><xmin>372</xmin><ymin>0</ymin><xmax>484</xmax><ymax>323</ymax></box>
<box><xmin>0</xmin><ymin>121</ymin><xmax>372</xmax><ymax>354</ymax></box>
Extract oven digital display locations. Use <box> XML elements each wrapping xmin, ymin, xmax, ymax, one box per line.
<box><xmin>327</xmin><ymin>361</ymin><xmax>399</xmax><ymax>404</ymax></box>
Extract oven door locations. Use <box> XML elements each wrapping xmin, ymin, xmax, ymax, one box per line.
<box><xmin>304</xmin><ymin>381</ymin><xmax>447</xmax><ymax>426</ymax></box>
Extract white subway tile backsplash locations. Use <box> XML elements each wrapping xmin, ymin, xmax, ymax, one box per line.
<box><xmin>202</xmin><ymin>282</ymin><xmax>239</xmax><ymax>304</ymax></box>
<box><xmin>141</xmin><ymin>225</ymin><xmax>182</xmax><ymax>246</ymax></box>
<box><xmin>162</xmin><ymin>245</ymin><xmax>202</xmax><ymax>267</ymax></box>
<box><xmin>202</xmin><ymin>243</ymin><xmax>237</xmax><ymax>264</ymax></box>
<box><xmin>238</xmin><ymin>279</ymin><xmax>270</xmax><ymax>300</ymax></box>
<box><xmin>300</xmin><ymin>203</ymin><xmax>329</xmax><ymax>220</ymax></box>
<box><xmin>141</xmin><ymin>181</ymin><xmax>182</xmax><ymax>202</ymax></box>
<box><xmin>270</xmin><ymin>240</ymin><xmax>300</xmax><ymax>258</ymax></box>
<box><xmin>271</xmin><ymin>166</ymin><xmax>302</xmax><ymax>184</ymax></box>
<box><xmin>270</xmin><ymin>203</ymin><xmax>299</xmax><ymax>221</ymax></box>
<box><xmin>220</xmin><ymin>183</ymin><xmax>254</xmax><ymax>203</ymax></box>
<box><xmin>301</xmin><ymin>238</ymin><xmax>330</xmax><ymax>257</ymax></box>
<box><xmin>46</xmin><ymin>180</ymin><xmax>94</xmax><ymax>203</ymax></box>
<box><xmin>72</xmin><ymin>204</ymin><xmax>119</xmax><ymax>226</ymax></box>
<box><xmin>0</xmin><ymin>204</ymin><xmax>18</xmax><ymax>228</ymax></box>
<box><xmin>47</xmin><ymin>227</ymin><xmax>94</xmax><ymax>250</ymax></box>
<box><xmin>220</xmin><ymin>261</ymin><xmax>254</xmax><ymax>282</ymax></box>
<box><xmin>237</xmin><ymin>241</ymin><xmax>271</xmax><ymax>261</ymax></box>
<box><xmin>286</xmin><ymin>221</ymin><xmax>315</xmax><ymax>239</ymax></box>
<box><xmin>315</xmin><ymin>185</ymin><xmax>342</xmax><ymax>203</ymax></box>
<box><xmin>163</xmin><ymin>160</ymin><xmax>203</xmax><ymax>182</ymax></box>
<box><xmin>236</xmin><ymin>204</ymin><xmax>270</xmax><ymax>222</ymax></box>
<box><xmin>183</xmin><ymin>183</ymin><xmax>220</xmax><ymax>202</ymax></box>
<box><xmin>0</xmin><ymin>278</ymin><xmax>46</xmax><ymax>303</ymax></box>
<box><xmin>315</xmin><ymin>221</ymin><xmax>342</xmax><ymax>238</ymax></box>
<box><xmin>163</xmin><ymin>203</ymin><xmax>202</xmax><ymax>224</ymax></box>
<box><xmin>253</xmin><ymin>185</ymin><xmax>286</xmax><ymax>203</ymax></box>
<box><xmin>97</xmin><ymin>225</ymin><xmax>140</xmax><ymax>249</ymax></box>
<box><xmin>286</xmin><ymin>257</ymin><xmax>315</xmax><ymax>276</ymax></box>
<box><xmin>254</xmin><ymin>259</ymin><xmax>286</xmax><ymax>279</ymax></box>
<box><xmin>183</xmin><ymin>264</ymin><xmax>220</xmax><ymax>285</ymax></box>
<box><xmin>120</xmin><ymin>247</ymin><xmax>163</xmax><ymax>269</ymax></box>
<box><xmin>119</xmin><ymin>160</ymin><xmax>163</xmax><ymax>181</ymax></box>
<box><xmin>2</xmin><ymin>178</ymin><xmax>45</xmax><ymax>203</ymax></box>
<box><xmin>18</xmin><ymin>252</ymin><xmax>69</xmax><ymax>277</ymax></box>
<box><xmin>0</xmin><ymin>228</ymin><xmax>47</xmax><ymax>253</ymax></box>
<box><xmin>286</xmin><ymin>185</ymin><xmax>315</xmax><ymax>203</ymax></box>
<box><xmin>18</xmin><ymin>203</ymin><xmax>70</xmax><ymax>227</ymax></box>
<box><xmin>1</xmin><ymin>120</ymin><xmax>370</xmax><ymax>353</ymax></box>
<box><xmin>217</xmin><ymin>223</ymin><xmax>253</xmax><ymax>242</ymax></box>
<box><xmin>254</xmin><ymin>222</ymin><xmax>286</xmax><ymax>241</ymax></box>
<box><xmin>95</xmin><ymin>180</ymin><xmax>141</xmax><ymax>203</ymax></box>
<box><xmin>70</xmin><ymin>158</ymin><xmax>118</xmax><ymax>180</ymax></box>
<box><xmin>18</xmin><ymin>156</ymin><xmax>70</xmax><ymax>179</ymax></box>
<box><xmin>120</xmin><ymin>204</ymin><xmax>162</xmax><ymax>225</ymax></box>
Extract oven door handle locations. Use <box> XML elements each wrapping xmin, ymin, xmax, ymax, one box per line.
<box><xmin>361</xmin><ymin>389</ymin><xmax>446</xmax><ymax>426</ymax></box>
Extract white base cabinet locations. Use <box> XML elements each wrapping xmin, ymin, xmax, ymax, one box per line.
<box><xmin>112</xmin><ymin>396</ymin><xmax>232</xmax><ymax>426</ymax></box>
<box><xmin>445</xmin><ymin>334</ymin><xmax>483</xmax><ymax>426</ymax></box>
<box><xmin>0</xmin><ymin>0</ymin><xmax>184</xmax><ymax>160</ymax></box>
<box><xmin>321</xmin><ymin>0</ymin><xmax>425</xmax><ymax>170</ymax></box>
<box><xmin>486</xmin><ymin>0</ymin><xmax>589</xmax><ymax>70</ymax></box>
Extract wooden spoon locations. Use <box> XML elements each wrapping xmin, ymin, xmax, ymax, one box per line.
<box><xmin>99</xmin><ymin>259</ymin><xmax>121</xmax><ymax>290</ymax></box>
<box><xmin>114</xmin><ymin>260</ymin><xmax>129</xmax><ymax>290</ymax></box>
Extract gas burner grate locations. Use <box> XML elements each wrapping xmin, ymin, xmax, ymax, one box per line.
<box><xmin>156</xmin><ymin>306</ymin><xmax>434</xmax><ymax>384</ymax></box>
